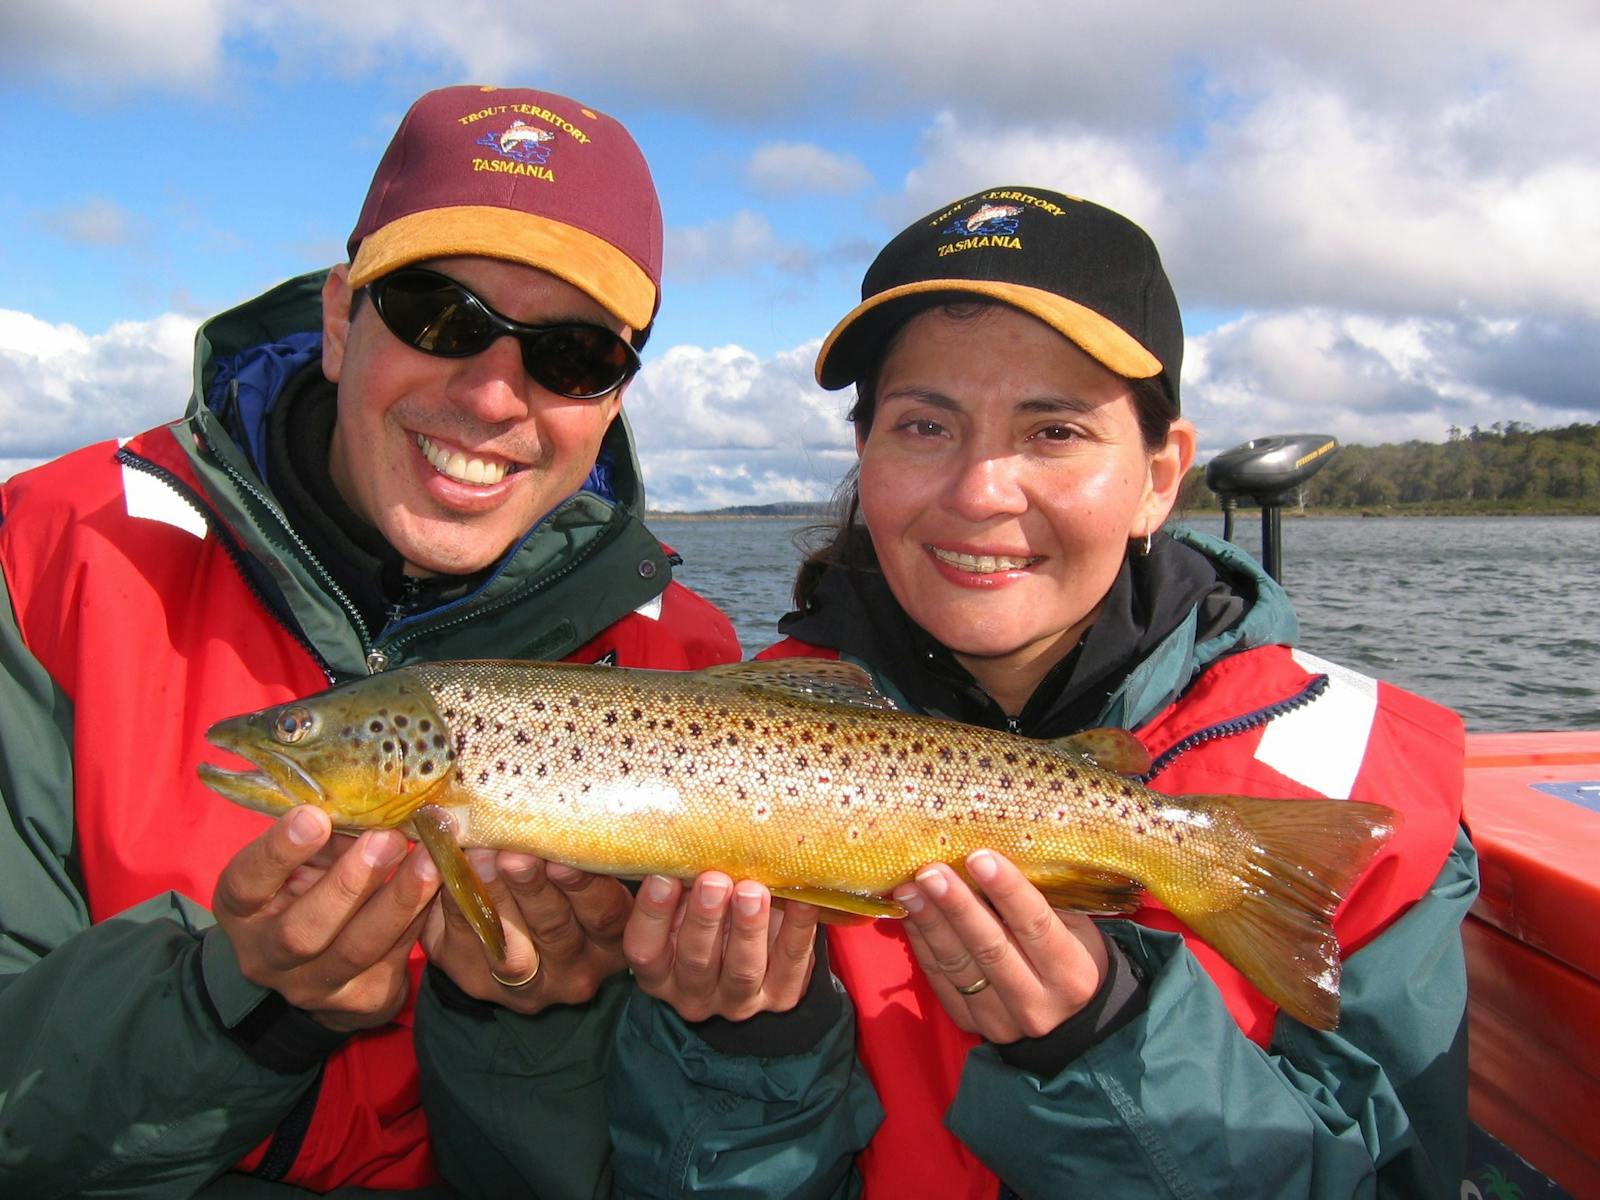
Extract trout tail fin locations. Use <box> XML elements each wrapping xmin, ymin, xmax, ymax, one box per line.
<box><xmin>1173</xmin><ymin>795</ymin><xmax>1398</xmax><ymax>1030</ymax></box>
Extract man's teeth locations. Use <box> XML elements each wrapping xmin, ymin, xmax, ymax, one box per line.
<box><xmin>930</xmin><ymin>547</ymin><xmax>1038</xmax><ymax>573</ymax></box>
<box><xmin>416</xmin><ymin>435</ymin><xmax>511</xmax><ymax>485</ymax></box>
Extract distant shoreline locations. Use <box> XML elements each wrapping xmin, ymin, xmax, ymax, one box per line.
<box><xmin>647</xmin><ymin>506</ymin><xmax>1600</xmax><ymax>522</ymax></box>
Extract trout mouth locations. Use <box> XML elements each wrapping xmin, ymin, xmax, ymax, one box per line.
<box><xmin>198</xmin><ymin>721</ymin><xmax>328</xmax><ymax>815</ymax></box>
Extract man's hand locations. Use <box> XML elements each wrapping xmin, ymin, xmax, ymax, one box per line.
<box><xmin>421</xmin><ymin>850</ymin><xmax>633</xmax><ymax>1014</ymax></box>
<box><xmin>212</xmin><ymin>806</ymin><xmax>441</xmax><ymax>1033</ymax></box>
<box><xmin>623</xmin><ymin>872</ymin><xmax>820</xmax><ymax>1022</ymax></box>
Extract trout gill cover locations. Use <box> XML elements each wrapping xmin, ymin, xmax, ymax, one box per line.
<box><xmin>198</xmin><ymin>657</ymin><xmax>1398</xmax><ymax>1029</ymax></box>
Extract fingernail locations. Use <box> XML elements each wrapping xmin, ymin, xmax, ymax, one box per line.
<box><xmin>286</xmin><ymin>807</ymin><xmax>322</xmax><ymax>846</ymax></box>
<box><xmin>915</xmin><ymin>866</ymin><xmax>948</xmax><ymax>899</ymax></box>
<box><xmin>893</xmin><ymin>885</ymin><xmax>924</xmax><ymax>914</ymax></box>
<box><xmin>733</xmin><ymin>883</ymin><xmax>764</xmax><ymax>917</ymax></box>
<box><xmin>968</xmin><ymin>850</ymin><xmax>998</xmax><ymax>883</ymax></box>
<box><xmin>503</xmin><ymin>855</ymin><xmax>540</xmax><ymax>884</ymax></box>
<box><xmin>468</xmin><ymin>849</ymin><xmax>497</xmax><ymax>882</ymax></box>
<box><xmin>699</xmin><ymin>877</ymin><xmax>730</xmax><ymax>909</ymax></box>
<box><xmin>644</xmin><ymin>875</ymin><xmax>675</xmax><ymax>903</ymax></box>
<box><xmin>413</xmin><ymin>850</ymin><xmax>439</xmax><ymax>882</ymax></box>
<box><xmin>361</xmin><ymin>831</ymin><xmax>405</xmax><ymax>868</ymax></box>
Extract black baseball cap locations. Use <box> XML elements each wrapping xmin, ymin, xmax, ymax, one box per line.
<box><xmin>815</xmin><ymin>186</ymin><xmax>1182</xmax><ymax>407</ymax></box>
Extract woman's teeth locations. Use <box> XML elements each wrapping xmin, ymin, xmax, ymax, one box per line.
<box><xmin>930</xmin><ymin>547</ymin><xmax>1039</xmax><ymax>573</ymax></box>
<box><xmin>416</xmin><ymin>434</ymin><xmax>511</xmax><ymax>485</ymax></box>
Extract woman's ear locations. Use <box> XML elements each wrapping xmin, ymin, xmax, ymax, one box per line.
<box><xmin>1137</xmin><ymin>418</ymin><xmax>1198</xmax><ymax>536</ymax></box>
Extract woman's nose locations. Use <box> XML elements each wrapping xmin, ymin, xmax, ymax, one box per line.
<box><xmin>944</xmin><ymin>450</ymin><xmax>1028</xmax><ymax>520</ymax></box>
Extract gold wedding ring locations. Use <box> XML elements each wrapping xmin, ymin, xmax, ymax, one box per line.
<box><xmin>490</xmin><ymin>959</ymin><xmax>541</xmax><ymax>989</ymax></box>
<box><xmin>955</xmin><ymin>975</ymin><xmax>991</xmax><ymax>996</ymax></box>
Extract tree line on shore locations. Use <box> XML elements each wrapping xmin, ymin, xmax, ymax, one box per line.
<box><xmin>1180</xmin><ymin>421</ymin><xmax>1600</xmax><ymax>514</ymax></box>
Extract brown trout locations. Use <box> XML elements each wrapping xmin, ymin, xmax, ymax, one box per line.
<box><xmin>198</xmin><ymin>658</ymin><xmax>1397</xmax><ymax>1029</ymax></box>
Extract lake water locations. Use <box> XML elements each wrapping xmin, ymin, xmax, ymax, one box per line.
<box><xmin>656</xmin><ymin>514</ymin><xmax>1600</xmax><ymax>733</ymax></box>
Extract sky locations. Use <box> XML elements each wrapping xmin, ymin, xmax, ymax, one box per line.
<box><xmin>3</xmin><ymin>1</ymin><xmax>1598</xmax><ymax>510</ymax></box>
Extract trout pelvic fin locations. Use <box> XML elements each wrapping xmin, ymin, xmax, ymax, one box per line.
<box><xmin>1046</xmin><ymin>727</ymin><xmax>1152</xmax><ymax>776</ymax></box>
<box><xmin>1021</xmin><ymin>866</ymin><xmax>1145</xmax><ymax>914</ymax></box>
<box><xmin>1171</xmin><ymin>794</ymin><xmax>1399</xmax><ymax>1031</ymax></box>
<box><xmin>769</xmin><ymin>885</ymin><xmax>906</xmax><ymax>920</ymax></box>
<box><xmin>411</xmin><ymin>803</ymin><xmax>508</xmax><ymax>963</ymax></box>
<box><xmin>704</xmin><ymin>658</ymin><xmax>899</xmax><ymax>711</ymax></box>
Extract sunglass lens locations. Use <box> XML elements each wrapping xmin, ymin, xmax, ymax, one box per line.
<box><xmin>524</xmin><ymin>327</ymin><xmax>634</xmax><ymax>399</ymax></box>
<box><xmin>377</xmin><ymin>274</ymin><xmax>490</xmax><ymax>355</ymax></box>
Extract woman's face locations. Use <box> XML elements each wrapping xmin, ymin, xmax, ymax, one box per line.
<box><xmin>856</xmin><ymin>304</ymin><xmax>1194</xmax><ymax>709</ymax></box>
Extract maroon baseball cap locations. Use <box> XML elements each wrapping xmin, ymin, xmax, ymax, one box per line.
<box><xmin>347</xmin><ymin>84</ymin><xmax>662</xmax><ymax>332</ymax></box>
<box><xmin>816</xmin><ymin>186</ymin><xmax>1182</xmax><ymax>406</ymax></box>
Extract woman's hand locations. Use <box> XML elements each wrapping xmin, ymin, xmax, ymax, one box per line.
<box><xmin>623</xmin><ymin>872</ymin><xmax>821</xmax><ymax>1022</ymax></box>
<box><xmin>420</xmin><ymin>850</ymin><xmax>634</xmax><ymax>1014</ymax></box>
<box><xmin>894</xmin><ymin>849</ymin><xmax>1108</xmax><ymax>1042</ymax></box>
<box><xmin>212</xmin><ymin>806</ymin><xmax>441</xmax><ymax>1033</ymax></box>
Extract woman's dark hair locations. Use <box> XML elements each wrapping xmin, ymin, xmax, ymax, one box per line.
<box><xmin>791</xmin><ymin>299</ymin><xmax>1179</xmax><ymax>612</ymax></box>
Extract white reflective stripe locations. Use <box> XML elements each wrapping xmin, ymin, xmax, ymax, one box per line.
<box><xmin>633</xmin><ymin>593</ymin><xmax>664</xmax><ymax>622</ymax></box>
<box><xmin>1253</xmin><ymin>650</ymin><xmax>1378</xmax><ymax>799</ymax></box>
<box><xmin>121</xmin><ymin>454</ymin><xmax>209</xmax><ymax>539</ymax></box>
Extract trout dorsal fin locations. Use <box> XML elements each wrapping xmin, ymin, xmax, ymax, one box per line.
<box><xmin>703</xmin><ymin>658</ymin><xmax>899</xmax><ymax>711</ymax></box>
<box><xmin>1046</xmin><ymin>727</ymin><xmax>1152</xmax><ymax>776</ymax></box>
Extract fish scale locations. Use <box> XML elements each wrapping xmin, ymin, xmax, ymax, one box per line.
<box><xmin>199</xmin><ymin>656</ymin><xmax>1398</xmax><ymax>1029</ymax></box>
<box><xmin>410</xmin><ymin>660</ymin><xmax>1221</xmax><ymax>900</ymax></box>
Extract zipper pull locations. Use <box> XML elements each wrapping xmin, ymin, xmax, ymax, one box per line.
<box><xmin>365</xmin><ymin>648</ymin><xmax>390</xmax><ymax>674</ymax></box>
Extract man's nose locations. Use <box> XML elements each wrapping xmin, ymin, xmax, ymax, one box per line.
<box><xmin>445</xmin><ymin>334</ymin><xmax>533</xmax><ymax>424</ymax></box>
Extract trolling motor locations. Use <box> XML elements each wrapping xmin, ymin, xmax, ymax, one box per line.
<box><xmin>1204</xmin><ymin>434</ymin><xmax>1339</xmax><ymax>582</ymax></box>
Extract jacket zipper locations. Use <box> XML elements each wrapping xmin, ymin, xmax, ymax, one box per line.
<box><xmin>1138</xmin><ymin>672</ymin><xmax>1330</xmax><ymax>784</ymax></box>
<box><xmin>195</xmin><ymin>438</ymin><xmax>378</xmax><ymax>658</ymax></box>
<box><xmin>116</xmin><ymin>449</ymin><xmax>342</xmax><ymax>682</ymax></box>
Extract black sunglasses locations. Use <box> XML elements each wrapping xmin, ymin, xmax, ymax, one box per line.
<box><xmin>366</xmin><ymin>266</ymin><xmax>640</xmax><ymax>400</ymax></box>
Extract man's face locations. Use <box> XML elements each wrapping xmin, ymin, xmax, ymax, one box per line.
<box><xmin>321</xmin><ymin>256</ymin><xmax>629</xmax><ymax>576</ymax></box>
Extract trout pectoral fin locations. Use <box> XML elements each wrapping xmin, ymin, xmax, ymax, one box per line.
<box><xmin>770</xmin><ymin>886</ymin><xmax>906</xmax><ymax>920</ymax></box>
<box><xmin>1048</xmin><ymin>728</ymin><xmax>1152</xmax><ymax>776</ymax></box>
<box><xmin>411</xmin><ymin>804</ymin><xmax>508</xmax><ymax>963</ymax></box>
<box><xmin>1025</xmin><ymin>866</ymin><xmax>1145</xmax><ymax>914</ymax></box>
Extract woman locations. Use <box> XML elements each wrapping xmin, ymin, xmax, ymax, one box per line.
<box><xmin>759</xmin><ymin>187</ymin><xmax>1476</xmax><ymax>1198</ymax></box>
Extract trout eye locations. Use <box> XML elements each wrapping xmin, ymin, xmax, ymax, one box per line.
<box><xmin>273</xmin><ymin>707</ymin><xmax>315</xmax><ymax>744</ymax></box>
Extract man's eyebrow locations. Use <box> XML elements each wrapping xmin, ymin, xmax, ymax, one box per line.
<box><xmin>880</xmin><ymin>388</ymin><xmax>1107</xmax><ymax>416</ymax></box>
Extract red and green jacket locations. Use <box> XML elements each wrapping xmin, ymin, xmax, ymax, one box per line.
<box><xmin>0</xmin><ymin>272</ymin><xmax>745</xmax><ymax>1197</ymax></box>
<box><xmin>758</xmin><ymin>529</ymin><xmax>1474</xmax><ymax>1199</ymax></box>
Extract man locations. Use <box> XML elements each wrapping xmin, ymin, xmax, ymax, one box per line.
<box><xmin>0</xmin><ymin>85</ymin><xmax>875</xmax><ymax>1198</ymax></box>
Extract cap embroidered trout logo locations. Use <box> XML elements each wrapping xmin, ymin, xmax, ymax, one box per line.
<box><xmin>477</xmin><ymin>119</ymin><xmax>557</xmax><ymax>163</ymax></box>
<box><xmin>956</xmin><ymin>203</ymin><xmax>1023</xmax><ymax>234</ymax></box>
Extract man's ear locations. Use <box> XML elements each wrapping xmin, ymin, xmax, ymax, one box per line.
<box><xmin>321</xmin><ymin>264</ymin><xmax>355</xmax><ymax>383</ymax></box>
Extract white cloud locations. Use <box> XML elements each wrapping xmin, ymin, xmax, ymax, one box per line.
<box><xmin>0</xmin><ymin>310</ymin><xmax>197</xmax><ymax>475</ymax></box>
<box><xmin>747</xmin><ymin>142</ymin><xmax>870</xmax><ymax>196</ymax></box>
<box><xmin>624</xmin><ymin>339</ymin><xmax>855</xmax><ymax>509</ymax></box>
<box><xmin>1184</xmin><ymin>308</ymin><xmax>1600</xmax><ymax>460</ymax></box>
<box><xmin>0</xmin><ymin>0</ymin><xmax>226</xmax><ymax>89</ymax></box>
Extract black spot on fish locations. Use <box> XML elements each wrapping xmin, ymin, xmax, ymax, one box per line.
<box><xmin>383</xmin><ymin>740</ymin><xmax>395</xmax><ymax>753</ymax></box>
<box><xmin>421</xmin><ymin>762</ymin><xmax>433</xmax><ymax>775</ymax></box>
<box><xmin>688</xmin><ymin>722</ymin><xmax>702</xmax><ymax>736</ymax></box>
<box><xmin>370</xmin><ymin>721</ymin><xmax>384</xmax><ymax>734</ymax></box>
<box><xmin>395</xmin><ymin>715</ymin><xmax>409</xmax><ymax>729</ymax></box>
<box><xmin>571</xmin><ymin>746</ymin><xmax>584</xmax><ymax>763</ymax></box>
<box><xmin>605</xmin><ymin>711</ymin><xmax>618</xmax><ymax>725</ymax></box>
<box><xmin>419</xmin><ymin>719</ymin><xmax>431</xmax><ymax>733</ymax></box>
<box><xmin>536</xmin><ymin>764</ymin><xmax>548</xmax><ymax>778</ymax></box>
<box><xmin>631</xmin><ymin>707</ymin><xmax>643</xmax><ymax>720</ymax></box>
<box><xmin>477</xmin><ymin>770</ymin><xmax>489</xmax><ymax>784</ymax></box>
<box><xmin>514</xmin><ymin>730</ymin><xmax>531</xmax><ymax>744</ymax></box>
